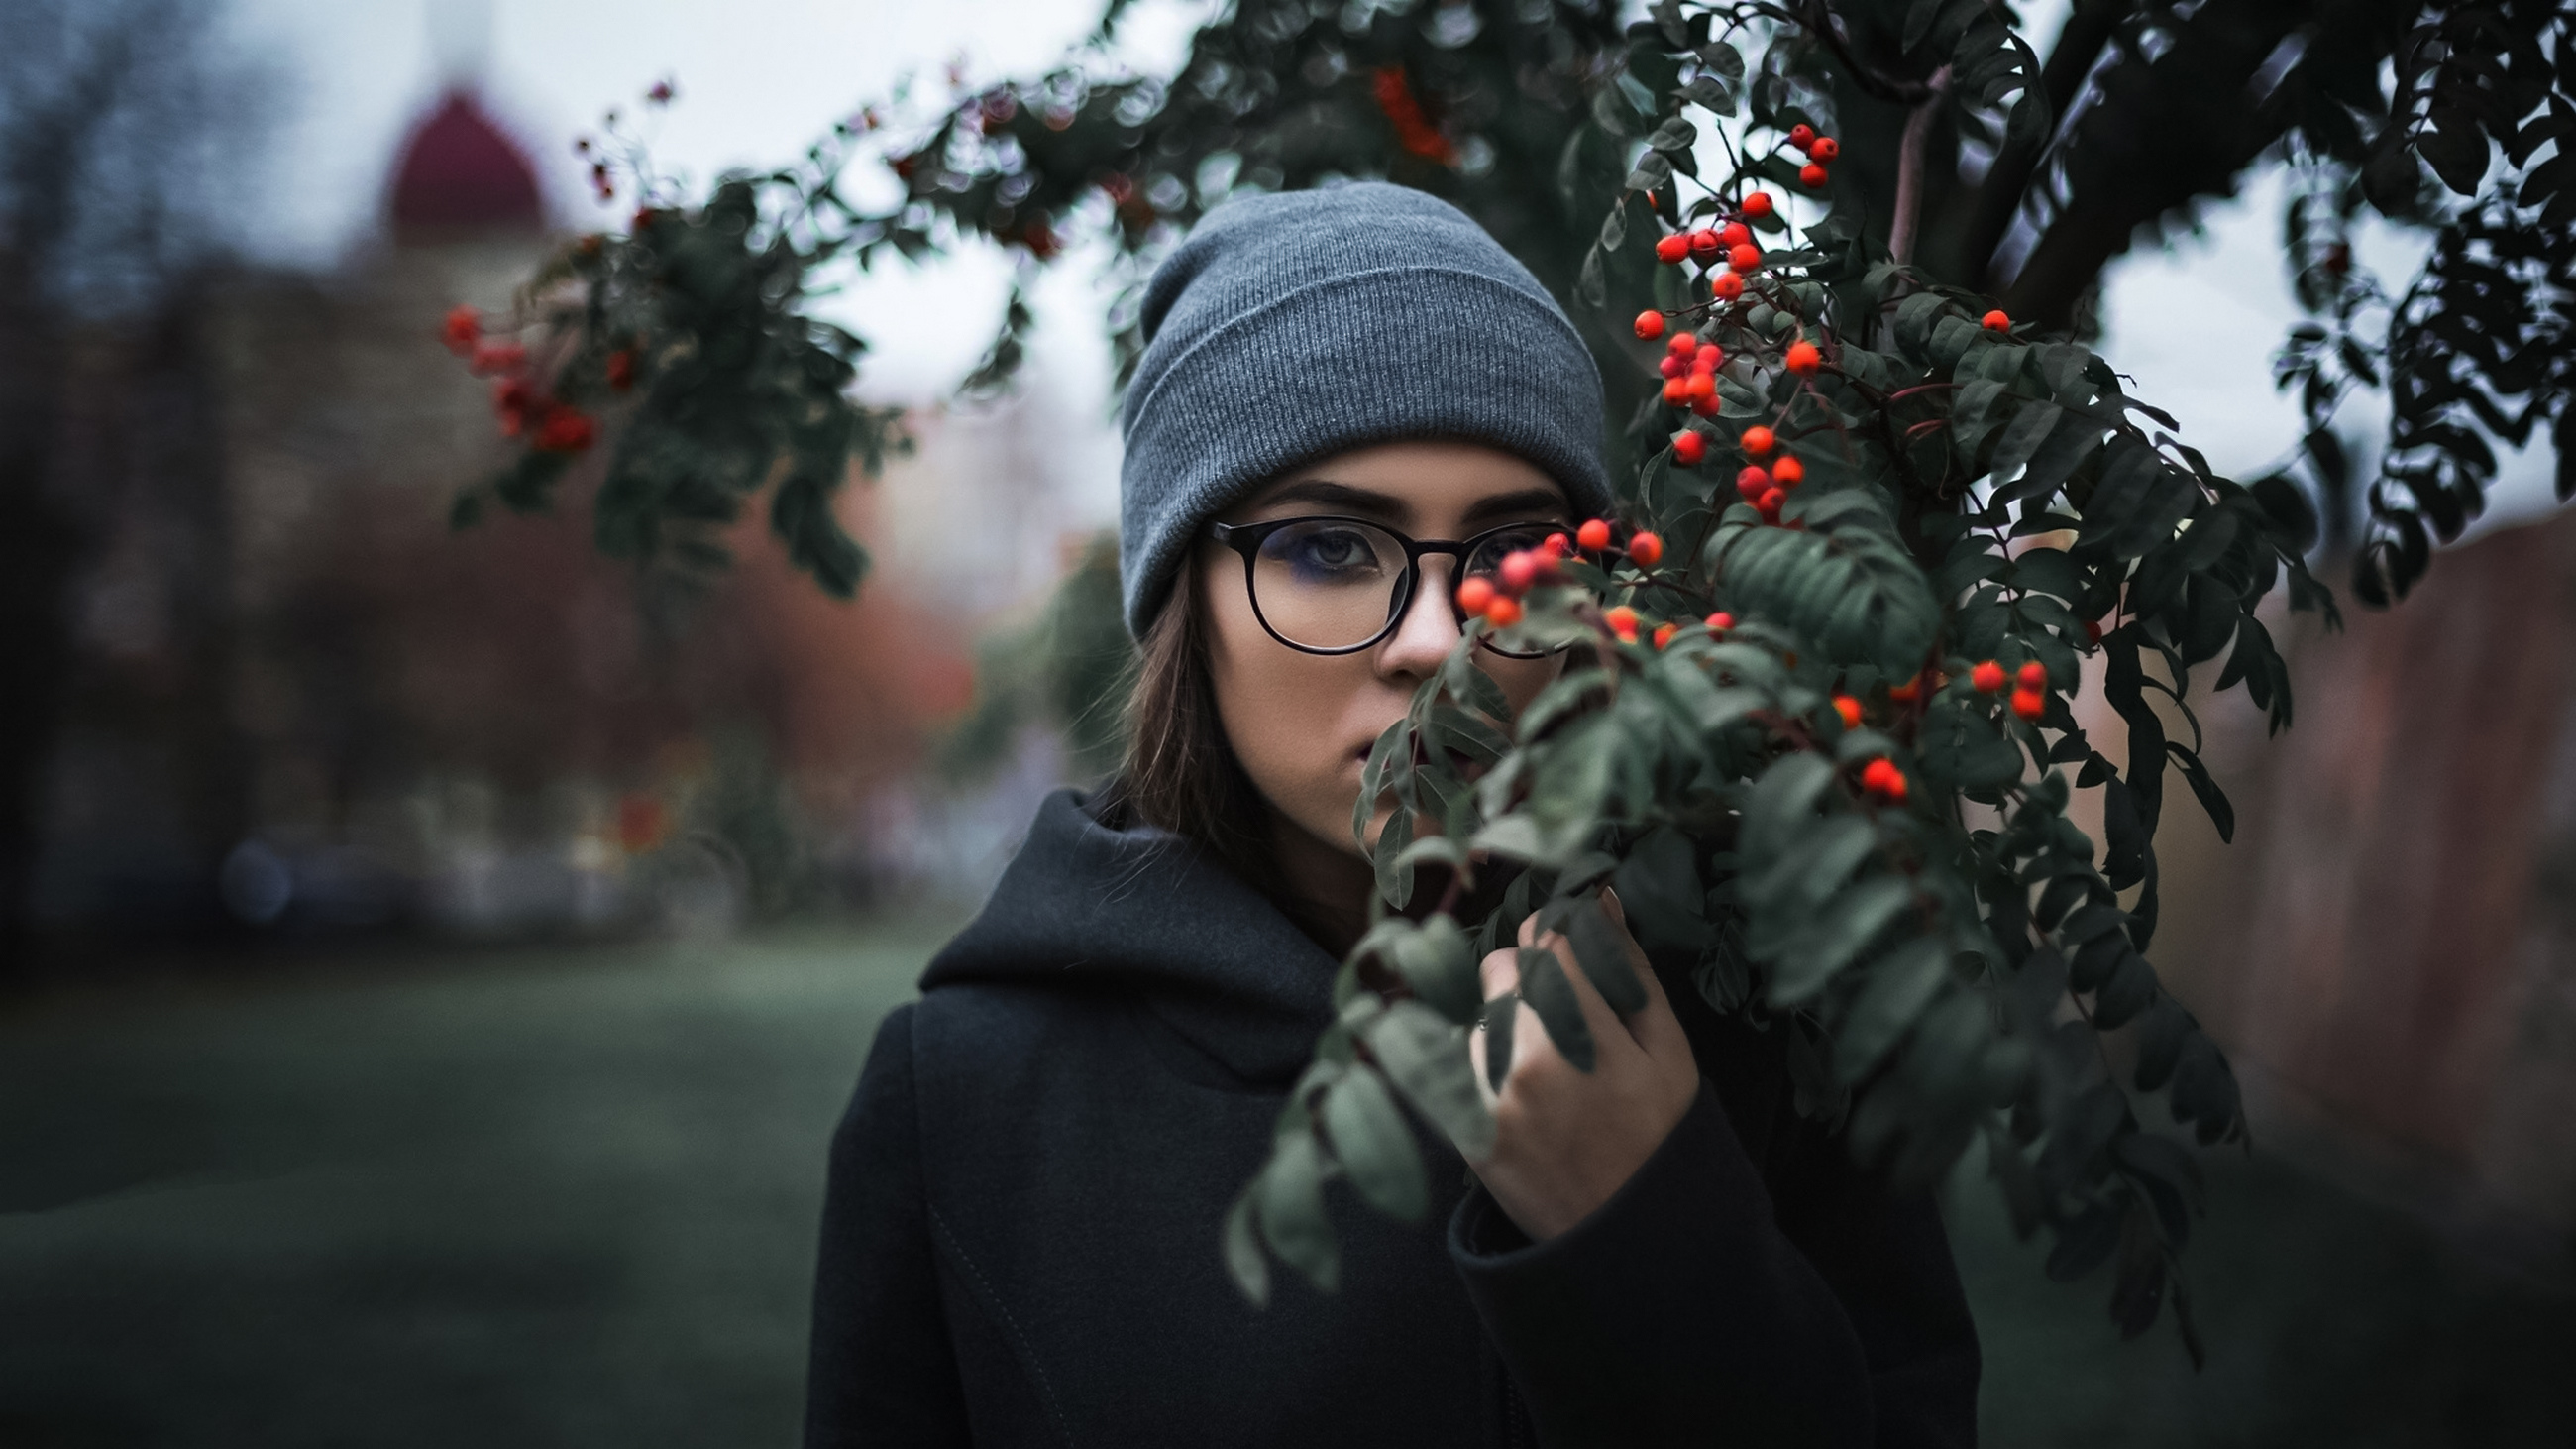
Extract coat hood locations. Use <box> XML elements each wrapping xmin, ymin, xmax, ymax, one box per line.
<box><xmin>918</xmin><ymin>788</ymin><xmax>1340</xmax><ymax>1084</ymax></box>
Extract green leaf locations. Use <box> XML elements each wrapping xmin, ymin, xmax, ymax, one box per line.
<box><xmin>1556</xmin><ymin>893</ymin><xmax>1650</xmax><ymax>1014</ymax></box>
<box><xmin>1391</xmin><ymin>912</ymin><xmax>1483</xmax><ymax>1023</ymax></box>
<box><xmin>1519</xmin><ymin>946</ymin><xmax>1596</xmax><ymax>1071</ymax></box>
<box><xmin>1373</xmin><ymin>808</ymin><xmax>1415</xmax><ymax>909</ymax></box>
<box><xmin>1223</xmin><ymin>1188</ymin><xmax>1269</xmax><ymax>1306</ymax></box>
<box><xmin>1773</xmin><ymin>875</ymin><xmax>1914</xmax><ymax>1004</ymax></box>
<box><xmin>1255</xmin><ymin>1128</ymin><xmax>1339</xmax><ymax>1291</ymax></box>
<box><xmin>1321</xmin><ymin>1066</ymin><xmax>1429</xmax><ymax>1222</ymax></box>
<box><xmin>1363</xmin><ymin>1000</ymin><xmax>1495</xmax><ymax>1157</ymax></box>
<box><xmin>1835</xmin><ymin>937</ymin><xmax>1951</xmax><ymax>1081</ymax></box>
<box><xmin>1744</xmin><ymin>752</ymin><xmax>1835</xmax><ymax>857</ymax></box>
<box><xmin>1895</xmin><ymin>290</ymin><xmax>1949</xmax><ymax>356</ymax></box>
<box><xmin>1987</xmin><ymin>401</ymin><xmax>2062</xmax><ymax>489</ymax></box>
<box><xmin>1482</xmin><ymin>993</ymin><xmax>1515</xmax><ymax>1094</ymax></box>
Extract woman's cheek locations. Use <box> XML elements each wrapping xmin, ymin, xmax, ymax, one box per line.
<box><xmin>1225</xmin><ymin>659</ymin><xmax>1370</xmax><ymax>844</ymax></box>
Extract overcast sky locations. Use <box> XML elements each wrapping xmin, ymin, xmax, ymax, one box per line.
<box><xmin>214</xmin><ymin>0</ymin><xmax>2559</xmax><ymax>537</ymax></box>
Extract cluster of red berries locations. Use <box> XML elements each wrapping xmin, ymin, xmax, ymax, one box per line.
<box><xmin>1972</xmin><ymin>658</ymin><xmax>2051</xmax><ymax>721</ymax></box>
<box><xmin>1649</xmin><ymin>328</ymin><xmax>1727</xmax><ymax>413</ymax></box>
<box><xmin>1454</xmin><ymin>519</ymin><xmax>1664</xmax><ymax>631</ymax></box>
<box><xmin>442</xmin><ymin>304</ymin><xmax>599</xmax><ymax>454</ymax></box>
<box><xmin>1729</xmin><ymin>423</ymin><xmax>1809</xmax><ymax>524</ymax></box>
<box><xmin>1783</xmin><ymin>124</ymin><xmax>1840</xmax><ymax>190</ymax></box>
<box><xmin>1654</xmin><ymin>205</ymin><xmax>1772</xmax><ymax>306</ymax></box>
<box><xmin>1858</xmin><ymin>757</ymin><xmax>1907</xmax><ymax>802</ymax></box>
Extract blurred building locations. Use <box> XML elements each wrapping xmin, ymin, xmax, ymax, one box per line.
<box><xmin>2148</xmin><ymin>511</ymin><xmax>2576</xmax><ymax>1255</ymax></box>
<box><xmin>30</xmin><ymin>83</ymin><xmax>1086</xmax><ymax>947</ymax></box>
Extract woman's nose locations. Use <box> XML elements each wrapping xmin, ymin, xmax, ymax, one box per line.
<box><xmin>1377</xmin><ymin>556</ymin><xmax>1464</xmax><ymax>678</ymax></box>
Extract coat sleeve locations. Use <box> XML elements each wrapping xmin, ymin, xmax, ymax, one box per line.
<box><xmin>1447</xmin><ymin>1081</ymin><xmax>1980</xmax><ymax>1449</ymax></box>
<box><xmin>803</xmin><ymin>1005</ymin><xmax>975</xmax><ymax>1449</ymax></box>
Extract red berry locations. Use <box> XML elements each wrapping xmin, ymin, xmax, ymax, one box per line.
<box><xmin>442</xmin><ymin>304</ymin><xmax>482</xmax><ymax>355</ymax></box>
<box><xmin>1668</xmin><ymin>331</ymin><xmax>1698</xmax><ymax>357</ymax></box>
<box><xmin>1576</xmin><ymin>518</ymin><xmax>1614</xmax><ymax>551</ymax></box>
<box><xmin>1740</xmin><ymin>425</ymin><xmax>1775</xmax><ymax>456</ymax></box>
<box><xmin>1484</xmin><ymin>595</ymin><xmax>1524</xmax><ymax>627</ymax></box>
<box><xmin>1742</xmin><ymin>191</ymin><xmax>1774</xmax><ymax>218</ymax></box>
<box><xmin>1694</xmin><ymin>342</ymin><xmax>1723</xmax><ymax>371</ymax></box>
<box><xmin>2018</xmin><ymin>660</ymin><xmax>2049</xmax><ymax>689</ymax></box>
<box><xmin>1783</xmin><ymin>341</ymin><xmax>1822</xmax><ymax>376</ymax></box>
<box><xmin>1663</xmin><ymin>377</ymin><xmax>1689</xmax><ymax>405</ymax></box>
<box><xmin>1499</xmin><ymin>550</ymin><xmax>1541</xmax><ymax>593</ymax></box>
<box><xmin>1604</xmin><ymin>605</ymin><xmax>1640</xmax><ymax>642</ymax></box>
<box><xmin>1833</xmin><ymin>695</ymin><xmax>1862</xmax><ymax>728</ymax></box>
<box><xmin>1456</xmin><ymin>576</ymin><xmax>1495</xmax><ymax>614</ymax></box>
<box><xmin>1972</xmin><ymin>660</ymin><xmax>2007</xmax><ymax>693</ymax></box>
<box><xmin>1861</xmin><ymin>758</ymin><xmax>1907</xmax><ymax>802</ymax></box>
<box><xmin>1671</xmin><ymin>432</ymin><xmax>1707</xmax><ymax>466</ymax></box>
<box><xmin>1705</xmin><ymin>611</ymin><xmax>1735</xmax><ymax>634</ymax></box>
<box><xmin>1689</xmin><ymin>229</ymin><xmax>1723</xmax><ymax>261</ymax></box>
<box><xmin>1811</xmin><ymin>136</ymin><xmax>1841</xmax><ymax>162</ymax></box>
<box><xmin>1711</xmin><ymin>272</ymin><xmax>1746</xmax><ymax>301</ymax></box>
<box><xmin>2012</xmin><ymin>686</ymin><xmax>2046</xmax><ymax>722</ymax></box>
<box><xmin>1685</xmin><ymin>371</ymin><xmax>1716</xmax><ymax>403</ymax></box>
<box><xmin>1653</xmin><ymin>621</ymin><xmax>1678</xmax><ymax>650</ymax></box>
<box><xmin>1655</xmin><ymin>233</ymin><xmax>1690</xmax><ymax>264</ymax></box>
<box><xmin>1544</xmin><ymin>532</ymin><xmax>1570</xmax><ymax>557</ymax></box>
<box><xmin>488</xmin><ymin>374</ymin><xmax>535</xmax><ymax>430</ymax></box>
<box><xmin>534</xmin><ymin>404</ymin><xmax>596</xmax><ymax>453</ymax></box>
<box><xmin>1771</xmin><ymin>454</ymin><xmax>1805</xmax><ymax>486</ymax></box>
<box><xmin>1982</xmin><ymin>309</ymin><xmax>2011</xmax><ymax>332</ymax></box>
<box><xmin>1717</xmin><ymin>222</ymin><xmax>1752</xmax><ymax>248</ymax></box>
<box><xmin>1737</xmin><ymin>466</ymin><xmax>1771</xmax><ymax>502</ymax></box>
<box><xmin>1799</xmin><ymin>163</ymin><xmax>1829</xmax><ymax>189</ymax></box>
<box><xmin>1758</xmin><ymin>486</ymin><xmax>1786</xmax><ymax>513</ymax></box>
<box><xmin>2086</xmin><ymin>617</ymin><xmax>2106</xmax><ymax>645</ymax></box>
<box><xmin>1787</xmin><ymin>124</ymin><xmax>1815</xmax><ymax>152</ymax></box>
<box><xmin>1660</xmin><ymin>355</ymin><xmax>1685</xmax><ymax>379</ymax></box>
<box><xmin>1728</xmin><ymin>243</ymin><xmax>1762</xmax><ymax>273</ymax></box>
<box><xmin>1634</xmin><ymin>310</ymin><xmax>1665</xmax><ymax>340</ymax></box>
<box><xmin>1887</xmin><ymin>673</ymin><xmax>1922</xmax><ymax>703</ymax></box>
<box><xmin>1629</xmin><ymin>531</ymin><xmax>1664</xmax><ymax>567</ymax></box>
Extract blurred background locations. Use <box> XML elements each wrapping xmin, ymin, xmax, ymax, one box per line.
<box><xmin>0</xmin><ymin>0</ymin><xmax>2570</xmax><ymax>1445</ymax></box>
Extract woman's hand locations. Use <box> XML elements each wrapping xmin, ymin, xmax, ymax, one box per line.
<box><xmin>1465</xmin><ymin>890</ymin><xmax>1701</xmax><ymax>1241</ymax></box>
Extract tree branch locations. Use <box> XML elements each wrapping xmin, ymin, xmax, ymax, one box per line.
<box><xmin>1889</xmin><ymin>66</ymin><xmax>1952</xmax><ymax>266</ymax></box>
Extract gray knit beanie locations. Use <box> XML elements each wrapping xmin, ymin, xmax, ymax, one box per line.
<box><xmin>1116</xmin><ymin>182</ymin><xmax>1611</xmax><ymax>636</ymax></box>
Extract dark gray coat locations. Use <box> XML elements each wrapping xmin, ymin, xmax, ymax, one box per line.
<box><xmin>802</xmin><ymin>789</ymin><xmax>1979</xmax><ymax>1447</ymax></box>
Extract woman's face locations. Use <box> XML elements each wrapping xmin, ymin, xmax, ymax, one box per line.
<box><xmin>1201</xmin><ymin>440</ymin><xmax>1573</xmax><ymax>862</ymax></box>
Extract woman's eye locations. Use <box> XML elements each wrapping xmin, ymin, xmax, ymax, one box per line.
<box><xmin>1467</xmin><ymin>529</ymin><xmax>1553</xmax><ymax>574</ymax></box>
<box><xmin>1277</xmin><ymin>528</ymin><xmax>1383</xmax><ymax>579</ymax></box>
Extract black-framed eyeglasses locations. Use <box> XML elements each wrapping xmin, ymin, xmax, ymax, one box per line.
<box><xmin>1207</xmin><ymin>515</ymin><xmax>1570</xmax><ymax>657</ymax></box>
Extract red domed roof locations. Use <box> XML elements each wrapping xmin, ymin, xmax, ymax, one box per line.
<box><xmin>390</xmin><ymin>91</ymin><xmax>542</xmax><ymax>234</ymax></box>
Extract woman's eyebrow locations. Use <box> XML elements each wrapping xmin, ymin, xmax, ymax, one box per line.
<box><xmin>1461</xmin><ymin>487</ymin><xmax>1573</xmax><ymax>525</ymax></box>
<box><xmin>1257</xmin><ymin>479</ymin><xmax>1405</xmax><ymax>517</ymax></box>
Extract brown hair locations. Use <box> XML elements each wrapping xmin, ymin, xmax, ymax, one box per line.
<box><xmin>1092</xmin><ymin>557</ymin><xmax>1279</xmax><ymax>887</ymax></box>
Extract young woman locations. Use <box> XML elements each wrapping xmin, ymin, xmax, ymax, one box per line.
<box><xmin>803</xmin><ymin>183</ymin><xmax>1980</xmax><ymax>1448</ymax></box>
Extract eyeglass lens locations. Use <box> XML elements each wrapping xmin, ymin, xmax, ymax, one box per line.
<box><xmin>1246</xmin><ymin>519</ymin><xmax>1559</xmax><ymax>654</ymax></box>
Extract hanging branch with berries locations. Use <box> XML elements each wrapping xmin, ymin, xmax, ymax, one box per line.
<box><xmin>1222</xmin><ymin>3</ymin><xmax>2338</xmax><ymax>1362</ymax></box>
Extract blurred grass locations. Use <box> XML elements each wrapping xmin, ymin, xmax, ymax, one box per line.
<box><xmin>0</xmin><ymin>922</ymin><xmax>952</xmax><ymax>1449</ymax></box>
<box><xmin>2</xmin><ymin>922</ymin><xmax>2570</xmax><ymax>1447</ymax></box>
